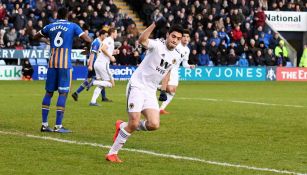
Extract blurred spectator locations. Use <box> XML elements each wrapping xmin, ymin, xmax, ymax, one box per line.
<box><xmin>299</xmin><ymin>44</ymin><xmax>307</xmax><ymax>67</ymax></box>
<box><xmin>227</xmin><ymin>48</ymin><xmax>238</xmax><ymax>66</ymax></box>
<box><xmin>117</xmin><ymin>48</ymin><xmax>130</xmax><ymax>66</ymax></box>
<box><xmin>12</xmin><ymin>8</ymin><xmax>26</xmax><ymax>31</ymax></box>
<box><xmin>265</xmin><ymin>48</ymin><xmax>277</xmax><ymax>66</ymax></box>
<box><xmin>269</xmin><ymin>32</ymin><xmax>280</xmax><ymax>49</ymax></box>
<box><xmin>198</xmin><ymin>49</ymin><xmax>210</xmax><ymax>66</ymax></box>
<box><xmin>4</xmin><ymin>28</ymin><xmax>17</xmax><ymax>47</ymax></box>
<box><xmin>21</xmin><ymin>59</ymin><xmax>34</xmax><ymax>81</ymax></box>
<box><xmin>254</xmin><ymin>7</ymin><xmax>266</xmax><ymax>28</ymax></box>
<box><xmin>255</xmin><ymin>50</ymin><xmax>266</xmax><ymax>66</ymax></box>
<box><xmin>231</xmin><ymin>25</ymin><xmax>243</xmax><ymax>43</ymax></box>
<box><xmin>275</xmin><ymin>40</ymin><xmax>289</xmax><ymax>66</ymax></box>
<box><xmin>208</xmin><ymin>40</ymin><xmax>219</xmax><ymax>65</ymax></box>
<box><xmin>238</xmin><ymin>53</ymin><xmax>249</xmax><ymax>66</ymax></box>
<box><xmin>0</xmin><ymin>3</ymin><xmax>7</xmax><ymax>21</ymax></box>
<box><xmin>18</xmin><ymin>29</ymin><xmax>29</xmax><ymax>48</ymax></box>
<box><xmin>188</xmin><ymin>49</ymin><xmax>199</xmax><ymax>65</ymax></box>
<box><xmin>129</xmin><ymin>50</ymin><xmax>140</xmax><ymax>66</ymax></box>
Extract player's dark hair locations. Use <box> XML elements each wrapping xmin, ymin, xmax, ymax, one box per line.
<box><xmin>168</xmin><ymin>25</ymin><xmax>184</xmax><ymax>35</ymax></box>
<box><xmin>58</xmin><ymin>7</ymin><xmax>68</xmax><ymax>19</ymax></box>
<box><xmin>99</xmin><ymin>29</ymin><xmax>107</xmax><ymax>36</ymax></box>
<box><xmin>183</xmin><ymin>29</ymin><xmax>190</xmax><ymax>36</ymax></box>
<box><xmin>108</xmin><ymin>27</ymin><xmax>116</xmax><ymax>35</ymax></box>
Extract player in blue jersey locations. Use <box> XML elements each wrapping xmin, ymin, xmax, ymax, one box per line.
<box><xmin>34</xmin><ymin>7</ymin><xmax>92</xmax><ymax>133</ymax></box>
<box><xmin>71</xmin><ymin>30</ymin><xmax>112</xmax><ymax>102</ymax></box>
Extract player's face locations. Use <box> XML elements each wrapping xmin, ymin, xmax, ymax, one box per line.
<box><xmin>181</xmin><ymin>33</ymin><xmax>190</xmax><ymax>45</ymax></box>
<box><xmin>166</xmin><ymin>31</ymin><xmax>182</xmax><ymax>50</ymax></box>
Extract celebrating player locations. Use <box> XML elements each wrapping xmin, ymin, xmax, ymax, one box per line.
<box><xmin>89</xmin><ymin>28</ymin><xmax>117</xmax><ymax>106</ymax></box>
<box><xmin>71</xmin><ymin>30</ymin><xmax>112</xmax><ymax>102</ymax></box>
<box><xmin>105</xmin><ymin>19</ymin><xmax>183</xmax><ymax>162</ymax></box>
<box><xmin>34</xmin><ymin>7</ymin><xmax>92</xmax><ymax>133</ymax></box>
<box><xmin>159</xmin><ymin>29</ymin><xmax>195</xmax><ymax>114</ymax></box>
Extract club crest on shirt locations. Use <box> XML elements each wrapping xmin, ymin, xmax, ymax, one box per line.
<box><xmin>172</xmin><ymin>59</ymin><xmax>177</xmax><ymax>64</ymax></box>
<box><xmin>129</xmin><ymin>103</ymin><xmax>134</xmax><ymax>109</ymax></box>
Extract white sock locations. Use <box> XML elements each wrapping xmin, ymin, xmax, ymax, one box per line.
<box><xmin>108</xmin><ymin>128</ymin><xmax>131</xmax><ymax>155</ymax></box>
<box><xmin>160</xmin><ymin>92</ymin><xmax>175</xmax><ymax>110</ymax></box>
<box><xmin>93</xmin><ymin>80</ymin><xmax>112</xmax><ymax>87</ymax></box>
<box><xmin>157</xmin><ymin>84</ymin><xmax>162</xmax><ymax>91</ymax></box>
<box><xmin>120</xmin><ymin>122</ymin><xmax>128</xmax><ymax>129</ymax></box>
<box><xmin>136</xmin><ymin>120</ymin><xmax>148</xmax><ymax>131</ymax></box>
<box><xmin>55</xmin><ymin>124</ymin><xmax>62</xmax><ymax>129</ymax></box>
<box><xmin>42</xmin><ymin>122</ymin><xmax>48</xmax><ymax>127</ymax></box>
<box><xmin>91</xmin><ymin>86</ymin><xmax>102</xmax><ymax>103</ymax></box>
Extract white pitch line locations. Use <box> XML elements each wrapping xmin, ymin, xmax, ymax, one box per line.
<box><xmin>176</xmin><ymin>97</ymin><xmax>306</xmax><ymax>108</ymax></box>
<box><xmin>0</xmin><ymin>130</ymin><xmax>306</xmax><ymax>175</ymax></box>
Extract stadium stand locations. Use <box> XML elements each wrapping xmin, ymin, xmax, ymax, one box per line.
<box><xmin>0</xmin><ymin>0</ymin><xmax>306</xmax><ymax>66</ymax></box>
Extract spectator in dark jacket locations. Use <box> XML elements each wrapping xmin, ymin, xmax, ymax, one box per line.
<box><xmin>13</xmin><ymin>8</ymin><xmax>26</xmax><ymax>31</ymax></box>
<box><xmin>188</xmin><ymin>49</ymin><xmax>199</xmax><ymax>65</ymax></box>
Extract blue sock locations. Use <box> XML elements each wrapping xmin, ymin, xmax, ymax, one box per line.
<box><xmin>56</xmin><ymin>95</ymin><xmax>67</xmax><ymax>126</ymax></box>
<box><xmin>42</xmin><ymin>94</ymin><xmax>52</xmax><ymax>124</ymax></box>
<box><xmin>101</xmin><ymin>87</ymin><xmax>106</xmax><ymax>99</ymax></box>
<box><xmin>76</xmin><ymin>80</ymin><xmax>89</xmax><ymax>94</ymax></box>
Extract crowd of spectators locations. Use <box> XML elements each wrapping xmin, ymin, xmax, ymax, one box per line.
<box><xmin>0</xmin><ymin>0</ymin><xmax>306</xmax><ymax>66</ymax></box>
<box><xmin>135</xmin><ymin>0</ymin><xmax>307</xmax><ymax>67</ymax></box>
<box><xmin>0</xmin><ymin>0</ymin><xmax>141</xmax><ymax>65</ymax></box>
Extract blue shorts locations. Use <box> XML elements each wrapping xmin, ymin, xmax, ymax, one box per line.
<box><xmin>45</xmin><ymin>68</ymin><xmax>72</xmax><ymax>93</ymax></box>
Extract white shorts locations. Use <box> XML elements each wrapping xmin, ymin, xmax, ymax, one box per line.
<box><xmin>126</xmin><ymin>84</ymin><xmax>159</xmax><ymax>112</ymax></box>
<box><xmin>168</xmin><ymin>68</ymin><xmax>179</xmax><ymax>86</ymax></box>
<box><xmin>94</xmin><ymin>61</ymin><xmax>113</xmax><ymax>81</ymax></box>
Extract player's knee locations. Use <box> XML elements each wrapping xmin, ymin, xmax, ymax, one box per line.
<box><xmin>46</xmin><ymin>91</ymin><xmax>54</xmax><ymax>97</ymax></box>
<box><xmin>146</xmin><ymin>121</ymin><xmax>160</xmax><ymax>131</ymax></box>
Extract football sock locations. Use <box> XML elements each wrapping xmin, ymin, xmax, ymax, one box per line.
<box><xmin>101</xmin><ymin>87</ymin><xmax>106</xmax><ymax>99</ymax></box>
<box><xmin>120</xmin><ymin>122</ymin><xmax>128</xmax><ymax>129</ymax></box>
<box><xmin>160</xmin><ymin>92</ymin><xmax>175</xmax><ymax>110</ymax></box>
<box><xmin>136</xmin><ymin>120</ymin><xmax>148</xmax><ymax>131</ymax></box>
<box><xmin>108</xmin><ymin>128</ymin><xmax>131</xmax><ymax>155</ymax></box>
<box><xmin>42</xmin><ymin>94</ymin><xmax>52</xmax><ymax>125</ymax></box>
<box><xmin>76</xmin><ymin>80</ymin><xmax>89</xmax><ymax>94</ymax></box>
<box><xmin>93</xmin><ymin>80</ymin><xmax>112</xmax><ymax>87</ymax></box>
<box><xmin>91</xmin><ymin>86</ymin><xmax>102</xmax><ymax>103</ymax></box>
<box><xmin>55</xmin><ymin>95</ymin><xmax>67</xmax><ymax>126</ymax></box>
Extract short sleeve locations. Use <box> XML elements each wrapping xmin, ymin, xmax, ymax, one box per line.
<box><xmin>74</xmin><ymin>23</ymin><xmax>84</xmax><ymax>37</ymax></box>
<box><xmin>90</xmin><ymin>41</ymin><xmax>99</xmax><ymax>53</ymax></box>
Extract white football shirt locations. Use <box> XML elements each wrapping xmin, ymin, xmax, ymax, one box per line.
<box><xmin>96</xmin><ymin>36</ymin><xmax>114</xmax><ymax>63</ymax></box>
<box><xmin>175</xmin><ymin>42</ymin><xmax>191</xmax><ymax>68</ymax></box>
<box><xmin>129</xmin><ymin>38</ymin><xmax>181</xmax><ymax>91</ymax></box>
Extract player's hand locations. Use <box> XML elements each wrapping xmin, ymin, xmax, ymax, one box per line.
<box><xmin>190</xmin><ymin>65</ymin><xmax>196</xmax><ymax>69</ymax></box>
<box><xmin>110</xmin><ymin>56</ymin><xmax>116</xmax><ymax>62</ymax></box>
<box><xmin>159</xmin><ymin>90</ymin><xmax>167</xmax><ymax>101</ymax></box>
<box><xmin>88</xmin><ymin>66</ymin><xmax>93</xmax><ymax>71</ymax></box>
<box><xmin>154</xmin><ymin>16</ymin><xmax>167</xmax><ymax>28</ymax></box>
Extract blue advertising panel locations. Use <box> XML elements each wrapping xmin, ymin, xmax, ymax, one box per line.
<box><xmin>32</xmin><ymin>65</ymin><xmax>137</xmax><ymax>81</ymax></box>
<box><xmin>179</xmin><ymin>67</ymin><xmax>266</xmax><ymax>81</ymax></box>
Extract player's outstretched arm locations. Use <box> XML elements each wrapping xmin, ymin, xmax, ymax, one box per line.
<box><xmin>182</xmin><ymin>60</ymin><xmax>195</xmax><ymax>69</ymax></box>
<box><xmin>138</xmin><ymin>23</ymin><xmax>156</xmax><ymax>49</ymax></box>
<box><xmin>139</xmin><ymin>16</ymin><xmax>166</xmax><ymax>48</ymax></box>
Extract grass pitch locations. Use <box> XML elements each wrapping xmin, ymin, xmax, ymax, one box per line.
<box><xmin>0</xmin><ymin>80</ymin><xmax>306</xmax><ymax>175</ymax></box>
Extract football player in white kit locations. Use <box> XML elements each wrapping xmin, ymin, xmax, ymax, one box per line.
<box><xmin>89</xmin><ymin>28</ymin><xmax>117</xmax><ymax>106</ymax></box>
<box><xmin>159</xmin><ymin>29</ymin><xmax>195</xmax><ymax>114</ymax></box>
<box><xmin>105</xmin><ymin>19</ymin><xmax>184</xmax><ymax>162</ymax></box>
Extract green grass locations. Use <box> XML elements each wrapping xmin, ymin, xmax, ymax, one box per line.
<box><xmin>0</xmin><ymin>81</ymin><xmax>307</xmax><ymax>175</ymax></box>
